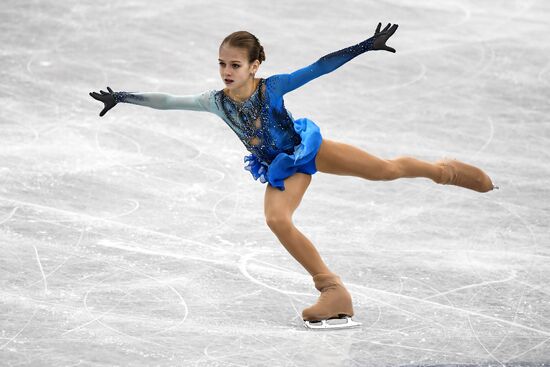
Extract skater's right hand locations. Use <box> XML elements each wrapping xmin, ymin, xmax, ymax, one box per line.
<box><xmin>89</xmin><ymin>86</ymin><xmax>117</xmax><ymax>117</ymax></box>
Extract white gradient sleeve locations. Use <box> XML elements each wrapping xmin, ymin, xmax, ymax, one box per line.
<box><xmin>113</xmin><ymin>90</ymin><xmax>212</xmax><ymax>111</ymax></box>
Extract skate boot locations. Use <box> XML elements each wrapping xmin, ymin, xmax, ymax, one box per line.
<box><xmin>302</xmin><ymin>273</ymin><xmax>361</xmax><ymax>329</ymax></box>
<box><xmin>435</xmin><ymin>159</ymin><xmax>497</xmax><ymax>193</ymax></box>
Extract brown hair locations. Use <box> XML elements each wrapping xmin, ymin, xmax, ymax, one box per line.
<box><xmin>220</xmin><ymin>31</ymin><xmax>266</xmax><ymax>64</ymax></box>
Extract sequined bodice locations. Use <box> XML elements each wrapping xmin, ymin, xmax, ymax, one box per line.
<box><xmin>214</xmin><ymin>78</ymin><xmax>300</xmax><ymax>164</ymax></box>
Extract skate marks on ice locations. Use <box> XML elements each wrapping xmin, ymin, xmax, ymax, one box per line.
<box><xmin>236</xmin><ymin>249</ymin><xmax>550</xmax><ymax>365</ymax></box>
<box><xmin>2</xmin><ymin>0</ymin><xmax>550</xmax><ymax>365</ymax></box>
<box><xmin>239</xmin><ymin>249</ymin><xmax>549</xmax><ymax>334</ymax></box>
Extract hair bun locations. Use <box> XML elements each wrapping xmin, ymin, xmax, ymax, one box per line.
<box><xmin>258</xmin><ymin>45</ymin><xmax>266</xmax><ymax>63</ymax></box>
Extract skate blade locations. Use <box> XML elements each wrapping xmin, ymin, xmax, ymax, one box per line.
<box><xmin>303</xmin><ymin>316</ymin><xmax>362</xmax><ymax>330</ymax></box>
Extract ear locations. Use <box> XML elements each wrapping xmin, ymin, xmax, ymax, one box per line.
<box><xmin>250</xmin><ymin>60</ymin><xmax>260</xmax><ymax>75</ymax></box>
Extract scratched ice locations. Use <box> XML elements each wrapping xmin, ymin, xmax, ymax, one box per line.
<box><xmin>1</xmin><ymin>0</ymin><xmax>549</xmax><ymax>366</ymax></box>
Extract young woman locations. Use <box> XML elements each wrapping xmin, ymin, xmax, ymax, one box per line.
<box><xmin>90</xmin><ymin>23</ymin><xmax>496</xmax><ymax>329</ymax></box>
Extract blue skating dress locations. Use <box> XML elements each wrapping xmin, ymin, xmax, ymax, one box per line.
<box><xmin>113</xmin><ymin>36</ymin><xmax>374</xmax><ymax>190</ymax></box>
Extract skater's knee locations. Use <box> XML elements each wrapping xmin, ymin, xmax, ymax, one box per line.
<box><xmin>265</xmin><ymin>214</ymin><xmax>293</xmax><ymax>233</ymax></box>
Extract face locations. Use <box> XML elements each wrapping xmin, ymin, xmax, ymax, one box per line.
<box><xmin>218</xmin><ymin>44</ymin><xmax>260</xmax><ymax>90</ymax></box>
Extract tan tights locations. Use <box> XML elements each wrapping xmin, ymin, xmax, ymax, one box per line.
<box><xmin>314</xmin><ymin>139</ymin><xmax>443</xmax><ymax>182</ymax></box>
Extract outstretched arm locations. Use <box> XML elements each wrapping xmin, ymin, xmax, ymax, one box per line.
<box><xmin>274</xmin><ymin>22</ymin><xmax>398</xmax><ymax>96</ymax></box>
<box><xmin>89</xmin><ymin>87</ymin><xmax>211</xmax><ymax>117</ymax></box>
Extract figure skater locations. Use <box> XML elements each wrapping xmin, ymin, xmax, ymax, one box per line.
<box><xmin>90</xmin><ymin>23</ymin><xmax>495</xmax><ymax>329</ymax></box>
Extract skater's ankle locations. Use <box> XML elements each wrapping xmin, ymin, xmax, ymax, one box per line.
<box><xmin>434</xmin><ymin>161</ymin><xmax>452</xmax><ymax>185</ymax></box>
<box><xmin>312</xmin><ymin>271</ymin><xmax>338</xmax><ymax>279</ymax></box>
<box><xmin>310</xmin><ymin>268</ymin><xmax>334</xmax><ymax>277</ymax></box>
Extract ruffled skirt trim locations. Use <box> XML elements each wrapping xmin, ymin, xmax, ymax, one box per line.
<box><xmin>243</xmin><ymin>118</ymin><xmax>322</xmax><ymax>191</ymax></box>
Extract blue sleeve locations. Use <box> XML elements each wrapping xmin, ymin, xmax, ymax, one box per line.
<box><xmin>271</xmin><ymin>36</ymin><xmax>375</xmax><ymax>96</ymax></box>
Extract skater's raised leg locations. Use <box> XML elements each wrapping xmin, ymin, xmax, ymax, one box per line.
<box><xmin>315</xmin><ymin>139</ymin><xmax>494</xmax><ymax>192</ymax></box>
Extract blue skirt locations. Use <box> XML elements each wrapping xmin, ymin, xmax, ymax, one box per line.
<box><xmin>243</xmin><ymin>118</ymin><xmax>323</xmax><ymax>191</ymax></box>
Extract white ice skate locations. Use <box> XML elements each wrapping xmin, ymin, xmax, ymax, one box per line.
<box><xmin>303</xmin><ymin>316</ymin><xmax>362</xmax><ymax>330</ymax></box>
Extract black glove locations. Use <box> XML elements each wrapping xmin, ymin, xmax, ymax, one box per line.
<box><xmin>371</xmin><ymin>22</ymin><xmax>398</xmax><ymax>53</ymax></box>
<box><xmin>89</xmin><ymin>86</ymin><xmax>117</xmax><ymax>117</ymax></box>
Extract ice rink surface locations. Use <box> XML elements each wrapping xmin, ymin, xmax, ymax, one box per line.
<box><xmin>1</xmin><ymin>0</ymin><xmax>549</xmax><ymax>366</ymax></box>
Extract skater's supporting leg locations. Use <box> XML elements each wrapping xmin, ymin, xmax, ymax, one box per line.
<box><xmin>264</xmin><ymin>173</ymin><xmax>356</xmax><ymax>324</ymax></box>
<box><xmin>314</xmin><ymin>139</ymin><xmax>494</xmax><ymax>192</ymax></box>
<box><xmin>264</xmin><ymin>173</ymin><xmax>332</xmax><ymax>277</ymax></box>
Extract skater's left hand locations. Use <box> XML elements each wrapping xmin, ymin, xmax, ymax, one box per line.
<box><xmin>371</xmin><ymin>22</ymin><xmax>399</xmax><ymax>53</ymax></box>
